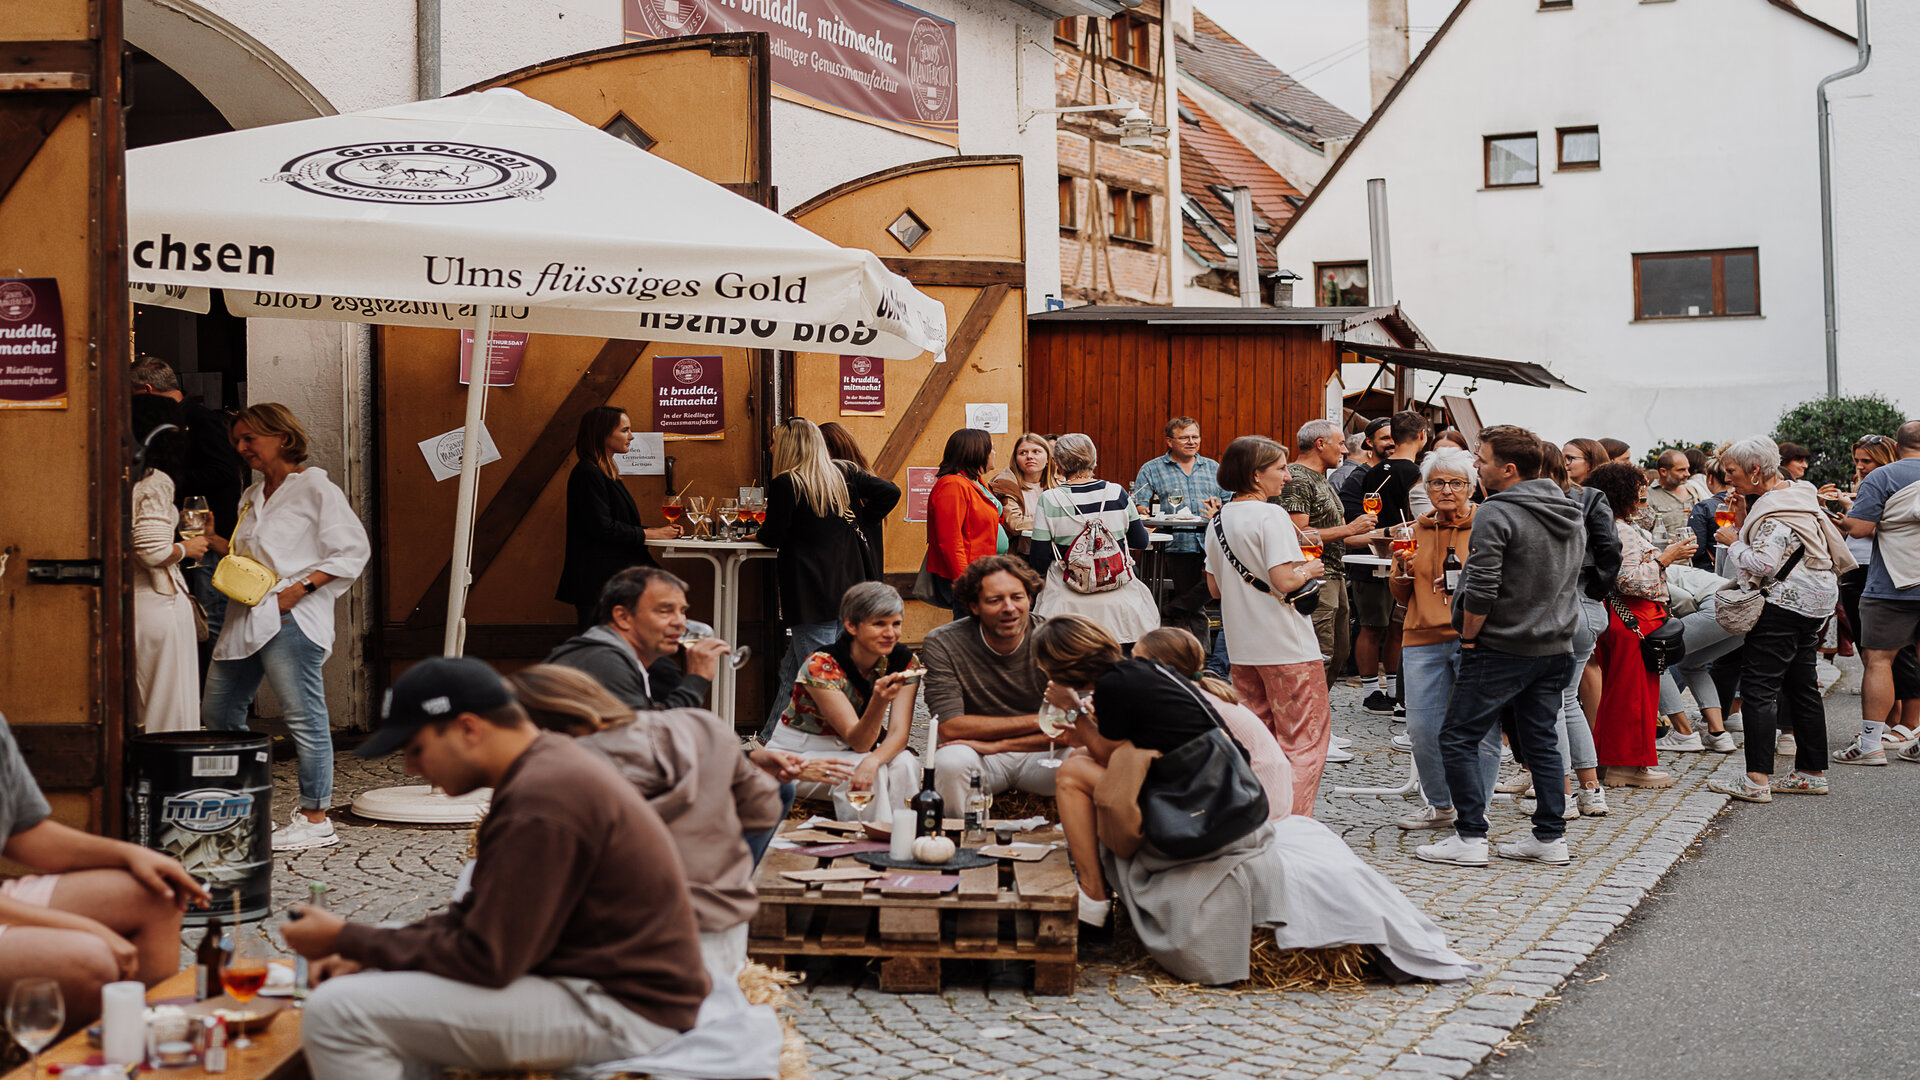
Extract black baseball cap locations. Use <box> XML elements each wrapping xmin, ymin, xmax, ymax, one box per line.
<box><xmin>358</xmin><ymin>657</ymin><xmax>513</xmax><ymax>758</ymax></box>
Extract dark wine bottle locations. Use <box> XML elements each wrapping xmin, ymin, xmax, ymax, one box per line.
<box><xmin>910</xmin><ymin>766</ymin><xmax>945</xmax><ymax>841</ymax></box>
<box><xmin>194</xmin><ymin>914</ymin><xmax>229</xmax><ymax>1000</ymax></box>
<box><xmin>1443</xmin><ymin>546</ymin><xmax>1463</xmax><ymax>595</ymax></box>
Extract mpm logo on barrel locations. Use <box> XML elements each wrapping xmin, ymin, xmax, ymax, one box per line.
<box><xmin>161</xmin><ymin>789</ymin><xmax>255</xmax><ymax>833</ymax></box>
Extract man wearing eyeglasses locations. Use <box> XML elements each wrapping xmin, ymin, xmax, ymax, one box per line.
<box><xmin>1131</xmin><ymin>416</ymin><xmax>1227</xmax><ymax>641</ymax></box>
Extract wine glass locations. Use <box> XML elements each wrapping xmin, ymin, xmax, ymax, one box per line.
<box><xmin>220</xmin><ymin>931</ymin><xmax>269</xmax><ymax>1050</ymax></box>
<box><xmin>685</xmin><ymin>496</ymin><xmax>710</xmax><ymax>540</ymax></box>
<box><xmin>661</xmin><ymin>495</ymin><xmax>686</xmax><ymax>531</ymax></box>
<box><xmin>716</xmin><ymin>499</ymin><xmax>739</xmax><ymax>540</ymax></box>
<box><xmin>1298</xmin><ymin>528</ymin><xmax>1324</xmax><ymax>561</ymax></box>
<box><xmin>1363</xmin><ymin>491</ymin><xmax>1383</xmax><ymax>517</ymax></box>
<box><xmin>844</xmin><ymin>789</ymin><xmax>876</xmax><ymax>815</ymax></box>
<box><xmin>8</xmin><ymin>978</ymin><xmax>63</xmax><ymax>1080</ymax></box>
<box><xmin>1036</xmin><ymin>702</ymin><xmax>1074</xmax><ymax>769</ymax></box>
<box><xmin>179</xmin><ymin>495</ymin><xmax>211</xmax><ymax>568</ymax></box>
<box><xmin>1164</xmin><ymin>493</ymin><xmax>1185</xmax><ymax>517</ymax></box>
<box><xmin>1390</xmin><ymin>522</ymin><xmax>1417</xmax><ymax>557</ymax></box>
<box><xmin>681</xmin><ymin>619</ymin><xmax>750</xmax><ymax>669</ymax></box>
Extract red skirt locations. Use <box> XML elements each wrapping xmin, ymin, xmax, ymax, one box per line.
<box><xmin>1592</xmin><ymin>596</ymin><xmax>1666</xmax><ymax>768</ymax></box>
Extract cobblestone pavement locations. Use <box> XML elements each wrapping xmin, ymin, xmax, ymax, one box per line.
<box><xmin>250</xmin><ymin>682</ymin><xmax>1759</xmax><ymax>1080</ymax></box>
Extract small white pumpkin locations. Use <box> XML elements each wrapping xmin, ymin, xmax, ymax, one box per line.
<box><xmin>911</xmin><ymin>835</ymin><xmax>956</xmax><ymax>864</ymax></box>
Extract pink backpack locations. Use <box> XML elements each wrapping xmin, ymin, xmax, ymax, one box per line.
<box><xmin>1061</xmin><ymin>517</ymin><xmax>1133</xmax><ymax>594</ymax></box>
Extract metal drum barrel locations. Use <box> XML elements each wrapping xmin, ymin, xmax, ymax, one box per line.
<box><xmin>127</xmin><ymin>731</ymin><xmax>273</xmax><ymax>925</ymax></box>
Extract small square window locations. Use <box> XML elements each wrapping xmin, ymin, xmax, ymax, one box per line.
<box><xmin>1109</xmin><ymin>15</ymin><xmax>1152</xmax><ymax>70</ymax></box>
<box><xmin>1484</xmin><ymin>133</ymin><xmax>1539</xmax><ymax>187</ymax></box>
<box><xmin>1633</xmin><ymin>248</ymin><xmax>1761</xmax><ymax>320</ymax></box>
<box><xmin>1109</xmin><ymin>188</ymin><xmax>1153</xmax><ymax>243</ymax></box>
<box><xmin>1054</xmin><ymin>17</ymin><xmax>1077</xmax><ymax>43</ymax></box>
<box><xmin>887</xmin><ymin>209</ymin><xmax>930</xmax><ymax>252</ymax></box>
<box><xmin>1558</xmin><ymin>126</ymin><xmax>1600</xmax><ymax>170</ymax></box>
<box><xmin>1315</xmin><ymin>262</ymin><xmax>1369</xmax><ymax>306</ymax></box>
<box><xmin>601</xmin><ymin>112</ymin><xmax>656</xmax><ymax>151</ymax></box>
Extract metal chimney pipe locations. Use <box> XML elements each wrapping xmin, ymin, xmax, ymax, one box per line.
<box><xmin>1232</xmin><ymin>186</ymin><xmax>1260</xmax><ymax>307</ymax></box>
<box><xmin>1817</xmin><ymin>0</ymin><xmax>1870</xmax><ymax>397</ymax></box>
<box><xmin>1367</xmin><ymin>178</ymin><xmax>1395</xmax><ymax>307</ymax></box>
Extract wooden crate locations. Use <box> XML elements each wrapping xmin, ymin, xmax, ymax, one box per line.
<box><xmin>748</xmin><ymin>826</ymin><xmax>1078</xmax><ymax>994</ymax></box>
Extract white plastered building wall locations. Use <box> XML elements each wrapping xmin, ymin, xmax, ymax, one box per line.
<box><xmin>1269</xmin><ymin>0</ymin><xmax>1858</xmax><ymax>448</ymax></box>
<box><xmin>1829</xmin><ymin>3</ymin><xmax>1920</xmax><ymax>409</ymax></box>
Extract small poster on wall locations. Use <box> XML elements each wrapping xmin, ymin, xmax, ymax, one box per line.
<box><xmin>903</xmin><ymin>466</ymin><xmax>939</xmax><ymax>522</ymax></box>
<box><xmin>417</xmin><ymin>424</ymin><xmax>503</xmax><ymax>482</ymax></box>
<box><xmin>458</xmin><ymin>330</ymin><xmax>529</xmax><ymax>386</ymax></box>
<box><xmin>839</xmin><ymin>355</ymin><xmax>885</xmax><ymax>415</ymax></box>
<box><xmin>0</xmin><ymin>279</ymin><xmax>66</xmax><ymax>410</ymax></box>
<box><xmin>613</xmin><ymin>432</ymin><xmax>667</xmax><ymax>476</ymax></box>
<box><xmin>654</xmin><ymin>355</ymin><xmax>724</xmax><ymax>440</ymax></box>
<box><xmin>964</xmin><ymin>402</ymin><xmax>1008</xmax><ymax>434</ymax></box>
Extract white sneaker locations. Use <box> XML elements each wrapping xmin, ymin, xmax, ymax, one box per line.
<box><xmin>1655</xmin><ymin>731</ymin><xmax>1705</xmax><ymax>752</ymax></box>
<box><xmin>1415</xmin><ymin>834</ymin><xmax>1489</xmax><ymax>867</ymax></box>
<box><xmin>1703</xmin><ymin>730</ymin><xmax>1737</xmax><ymax>753</ymax></box>
<box><xmin>1331</xmin><ymin>735</ymin><xmax>1354</xmax><ymax>750</ymax></box>
<box><xmin>1576</xmin><ymin>787</ymin><xmax>1610</xmax><ymax>816</ymax></box>
<box><xmin>1775</xmin><ymin>733</ymin><xmax>1797</xmax><ymax>757</ymax></box>
<box><xmin>1325</xmin><ymin>746</ymin><xmax>1354</xmax><ymax>764</ymax></box>
<box><xmin>1499</xmin><ymin>743</ymin><xmax>1514</xmax><ymax>763</ymax></box>
<box><xmin>1498</xmin><ymin>835</ymin><xmax>1571</xmax><ymax>866</ymax></box>
<box><xmin>1396</xmin><ymin>804</ymin><xmax>1457</xmax><ymax>831</ymax></box>
<box><xmin>1389</xmin><ymin>733</ymin><xmax>1413</xmax><ymax>752</ymax></box>
<box><xmin>1723</xmin><ymin>712</ymin><xmax>1743</xmax><ymax>732</ymax></box>
<box><xmin>1494</xmin><ymin>772</ymin><xmax>1534</xmax><ymax>796</ymax></box>
<box><xmin>1833</xmin><ymin>741</ymin><xmax>1888</xmax><ymax>766</ymax></box>
<box><xmin>272</xmin><ymin>812</ymin><xmax>338</xmax><ymax>853</ymax></box>
<box><xmin>1077</xmin><ymin>889</ymin><xmax>1111</xmax><ymax>927</ymax></box>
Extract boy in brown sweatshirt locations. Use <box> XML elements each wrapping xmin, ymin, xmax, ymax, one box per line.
<box><xmin>283</xmin><ymin>657</ymin><xmax>708</xmax><ymax>1080</ymax></box>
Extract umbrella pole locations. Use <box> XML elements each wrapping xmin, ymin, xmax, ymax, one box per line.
<box><xmin>443</xmin><ymin>305</ymin><xmax>494</xmax><ymax>657</ymax></box>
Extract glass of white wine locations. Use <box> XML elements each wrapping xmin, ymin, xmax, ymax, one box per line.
<box><xmin>715</xmin><ymin>498</ymin><xmax>739</xmax><ymax>540</ymax></box>
<box><xmin>681</xmin><ymin>620</ymin><xmax>751</xmax><ymax>669</ymax></box>
<box><xmin>844</xmin><ymin>789</ymin><xmax>876</xmax><ymax>814</ymax></box>
<box><xmin>179</xmin><ymin>495</ymin><xmax>211</xmax><ymax>568</ymax></box>
<box><xmin>8</xmin><ymin>977</ymin><xmax>64</xmax><ymax>1080</ymax></box>
<box><xmin>1036</xmin><ymin>702</ymin><xmax>1074</xmax><ymax>769</ymax></box>
<box><xmin>1164</xmin><ymin>493</ymin><xmax>1185</xmax><ymax>517</ymax></box>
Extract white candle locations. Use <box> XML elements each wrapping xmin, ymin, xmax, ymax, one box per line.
<box><xmin>101</xmin><ymin>980</ymin><xmax>146</xmax><ymax>1064</ymax></box>
<box><xmin>889</xmin><ymin>809</ymin><xmax>917</xmax><ymax>861</ymax></box>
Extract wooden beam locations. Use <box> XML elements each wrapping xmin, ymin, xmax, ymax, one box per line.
<box><xmin>402</xmin><ymin>337</ymin><xmax>652</xmax><ymax>629</ymax></box>
<box><xmin>880</xmin><ymin>258</ymin><xmax>1024</xmax><ymax>288</ymax></box>
<box><xmin>872</xmin><ymin>282</ymin><xmax>1010</xmax><ymax>481</ymax></box>
<box><xmin>0</xmin><ymin>98</ymin><xmax>74</xmax><ymax>202</ymax></box>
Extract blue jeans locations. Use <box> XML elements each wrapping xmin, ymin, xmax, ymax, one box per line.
<box><xmin>1441</xmin><ymin>646</ymin><xmax>1573</xmax><ymax>842</ymax></box>
<box><xmin>759</xmin><ymin>619</ymin><xmax>841</xmax><ymax>741</ymax></box>
<box><xmin>1658</xmin><ymin>597</ymin><xmax>1743</xmax><ymax>715</ymax></box>
<box><xmin>202</xmin><ymin>616</ymin><xmax>334</xmax><ymax>811</ymax></box>
<box><xmin>1555</xmin><ymin>596</ymin><xmax>1606</xmax><ymax>773</ymax></box>
<box><xmin>1402</xmin><ymin>640</ymin><xmax>1500</xmax><ymax>810</ymax></box>
<box><xmin>743</xmin><ymin>781</ymin><xmax>798</xmax><ymax>866</ymax></box>
<box><xmin>1205</xmin><ymin>626</ymin><xmax>1230</xmax><ymax>678</ymax></box>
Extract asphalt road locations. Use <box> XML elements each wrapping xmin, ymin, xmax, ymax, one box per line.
<box><xmin>1477</xmin><ymin>668</ymin><xmax>1920</xmax><ymax>1080</ymax></box>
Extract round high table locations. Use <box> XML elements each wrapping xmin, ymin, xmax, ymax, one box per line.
<box><xmin>645</xmin><ymin>536</ymin><xmax>776</xmax><ymax>722</ymax></box>
<box><xmin>1139</xmin><ymin>515</ymin><xmax>1207</xmax><ymax>610</ymax></box>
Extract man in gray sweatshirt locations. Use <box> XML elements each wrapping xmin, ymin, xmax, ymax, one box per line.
<box><xmin>1417</xmin><ymin>425</ymin><xmax>1586</xmax><ymax>870</ymax></box>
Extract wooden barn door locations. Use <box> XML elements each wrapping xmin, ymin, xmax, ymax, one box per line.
<box><xmin>785</xmin><ymin>157</ymin><xmax>1026</xmax><ymax>638</ymax></box>
<box><xmin>374</xmin><ymin>37</ymin><xmax>776</xmax><ymax>717</ymax></box>
<box><xmin>0</xmin><ymin>0</ymin><xmax>130</xmax><ymax>832</ymax></box>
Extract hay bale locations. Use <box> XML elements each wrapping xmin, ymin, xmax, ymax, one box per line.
<box><xmin>1086</xmin><ymin>916</ymin><xmax>1380</xmax><ymax>995</ymax></box>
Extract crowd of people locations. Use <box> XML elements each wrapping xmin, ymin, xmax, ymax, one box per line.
<box><xmin>17</xmin><ymin>350</ymin><xmax>1920</xmax><ymax>1080</ymax></box>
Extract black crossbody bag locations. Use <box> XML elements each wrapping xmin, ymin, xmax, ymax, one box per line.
<box><xmin>1211</xmin><ymin>513</ymin><xmax>1322</xmax><ymax>616</ymax></box>
<box><xmin>1138</xmin><ymin>663</ymin><xmax>1270</xmax><ymax>859</ymax></box>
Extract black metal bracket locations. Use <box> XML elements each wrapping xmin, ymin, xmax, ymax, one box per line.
<box><xmin>27</xmin><ymin>559</ymin><xmax>103</xmax><ymax>585</ymax></box>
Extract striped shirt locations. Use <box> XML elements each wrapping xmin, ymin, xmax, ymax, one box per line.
<box><xmin>1033</xmin><ymin>480</ymin><xmax>1148</xmax><ymax>553</ymax></box>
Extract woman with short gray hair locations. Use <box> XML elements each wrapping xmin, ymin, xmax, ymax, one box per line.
<box><xmin>1708</xmin><ymin>436</ymin><xmax>1848</xmax><ymax>802</ymax></box>
<box><xmin>1031</xmin><ymin>433</ymin><xmax>1161</xmax><ymax>644</ymax></box>
<box><xmin>763</xmin><ymin>582</ymin><xmax>921</xmax><ymax>821</ymax></box>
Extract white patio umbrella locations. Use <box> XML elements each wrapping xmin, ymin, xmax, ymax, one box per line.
<box><xmin>128</xmin><ymin>88</ymin><xmax>947</xmax><ymax>658</ymax></box>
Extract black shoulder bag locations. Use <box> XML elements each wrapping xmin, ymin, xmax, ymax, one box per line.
<box><xmin>1211</xmin><ymin>512</ymin><xmax>1322</xmax><ymax>616</ymax></box>
<box><xmin>1138</xmin><ymin>663</ymin><xmax>1271</xmax><ymax>859</ymax></box>
<box><xmin>1608</xmin><ymin>595</ymin><xmax>1688</xmax><ymax>675</ymax></box>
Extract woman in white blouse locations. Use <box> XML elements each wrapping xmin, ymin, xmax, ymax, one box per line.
<box><xmin>202</xmin><ymin>403</ymin><xmax>370</xmax><ymax>853</ymax></box>
<box><xmin>130</xmin><ymin>396</ymin><xmax>208</xmax><ymax>731</ymax></box>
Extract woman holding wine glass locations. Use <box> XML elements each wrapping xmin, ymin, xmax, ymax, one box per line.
<box><xmin>129</xmin><ymin>395</ymin><xmax>205</xmax><ymax>732</ymax></box>
<box><xmin>754</xmin><ymin>417</ymin><xmax>899</xmax><ymax>739</ymax></box>
<box><xmin>556</xmin><ymin>406</ymin><xmax>681</xmax><ymax>630</ymax></box>
<box><xmin>763</xmin><ymin>583</ymin><xmax>919</xmax><ymax>821</ymax></box>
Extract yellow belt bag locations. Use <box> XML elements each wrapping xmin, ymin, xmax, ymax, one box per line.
<box><xmin>212</xmin><ymin>502</ymin><xmax>278</xmax><ymax>607</ymax></box>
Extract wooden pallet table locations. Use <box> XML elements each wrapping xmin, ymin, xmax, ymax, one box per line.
<box><xmin>748</xmin><ymin>824</ymin><xmax>1079</xmax><ymax>994</ymax></box>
